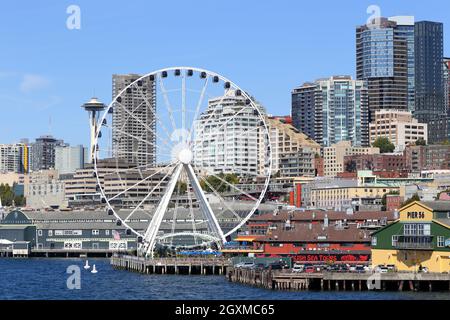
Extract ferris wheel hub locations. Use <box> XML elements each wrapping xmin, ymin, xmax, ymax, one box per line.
<box><xmin>177</xmin><ymin>147</ymin><xmax>193</xmax><ymax>164</ymax></box>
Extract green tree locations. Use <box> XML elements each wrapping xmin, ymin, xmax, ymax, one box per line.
<box><xmin>345</xmin><ymin>160</ymin><xmax>357</xmax><ymax>173</ymax></box>
<box><xmin>372</xmin><ymin>137</ymin><xmax>395</xmax><ymax>153</ymax></box>
<box><xmin>415</xmin><ymin>138</ymin><xmax>426</xmax><ymax>146</ymax></box>
<box><xmin>0</xmin><ymin>183</ymin><xmax>14</xmax><ymax>206</ymax></box>
<box><xmin>401</xmin><ymin>193</ymin><xmax>420</xmax><ymax>207</ymax></box>
<box><xmin>175</xmin><ymin>181</ymin><xmax>187</xmax><ymax>195</ymax></box>
<box><xmin>200</xmin><ymin>173</ymin><xmax>239</xmax><ymax>193</ymax></box>
<box><xmin>0</xmin><ymin>183</ymin><xmax>25</xmax><ymax>207</ymax></box>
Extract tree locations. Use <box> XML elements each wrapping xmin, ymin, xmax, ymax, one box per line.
<box><xmin>415</xmin><ymin>138</ymin><xmax>426</xmax><ymax>146</ymax></box>
<box><xmin>0</xmin><ymin>183</ymin><xmax>26</xmax><ymax>207</ymax></box>
<box><xmin>345</xmin><ymin>160</ymin><xmax>357</xmax><ymax>173</ymax></box>
<box><xmin>0</xmin><ymin>183</ymin><xmax>15</xmax><ymax>206</ymax></box>
<box><xmin>175</xmin><ymin>181</ymin><xmax>187</xmax><ymax>195</ymax></box>
<box><xmin>401</xmin><ymin>193</ymin><xmax>420</xmax><ymax>207</ymax></box>
<box><xmin>372</xmin><ymin>137</ymin><xmax>395</xmax><ymax>153</ymax></box>
<box><xmin>200</xmin><ymin>173</ymin><xmax>239</xmax><ymax>193</ymax></box>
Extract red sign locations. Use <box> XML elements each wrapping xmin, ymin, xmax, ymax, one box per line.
<box><xmin>291</xmin><ymin>254</ymin><xmax>369</xmax><ymax>263</ymax></box>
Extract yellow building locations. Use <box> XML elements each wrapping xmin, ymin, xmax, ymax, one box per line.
<box><xmin>371</xmin><ymin>201</ymin><xmax>450</xmax><ymax>273</ymax></box>
<box><xmin>311</xmin><ymin>186</ymin><xmax>398</xmax><ymax>210</ymax></box>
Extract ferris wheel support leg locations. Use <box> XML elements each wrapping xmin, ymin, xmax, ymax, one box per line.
<box><xmin>141</xmin><ymin>163</ymin><xmax>183</xmax><ymax>258</ymax></box>
<box><xmin>184</xmin><ymin>163</ymin><xmax>227</xmax><ymax>246</ymax></box>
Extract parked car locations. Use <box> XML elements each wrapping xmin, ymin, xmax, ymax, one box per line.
<box><xmin>292</xmin><ymin>264</ymin><xmax>305</xmax><ymax>273</ymax></box>
<box><xmin>305</xmin><ymin>266</ymin><xmax>315</xmax><ymax>273</ymax></box>
<box><xmin>386</xmin><ymin>264</ymin><xmax>396</xmax><ymax>272</ymax></box>
<box><xmin>375</xmin><ymin>265</ymin><xmax>388</xmax><ymax>273</ymax></box>
<box><xmin>326</xmin><ymin>265</ymin><xmax>340</xmax><ymax>272</ymax></box>
<box><xmin>235</xmin><ymin>262</ymin><xmax>255</xmax><ymax>269</ymax></box>
<box><xmin>355</xmin><ymin>265</ymin><xmax>366</xmax><ymax>273</ymax></box>
<box><xmin>250</xmin><ymin>263</ymin><xmax>266</xmax><ymax>270</ymax></box>
<box><xmin>268</xmin><ymin>262</ymin><xmax>283</xmax><ymax>270</ymax></box>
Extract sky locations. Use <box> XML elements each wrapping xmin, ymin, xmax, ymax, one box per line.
<box><xmin>1</xmin><ymin>0</ymin><xmax>450</xmax><ymax>148</ymax></box>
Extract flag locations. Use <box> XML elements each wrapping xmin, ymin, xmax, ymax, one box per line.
<box><xmin>112</xmin><ymin>230</ymin><xmax>121</xmax><ymax>240</ymax></box>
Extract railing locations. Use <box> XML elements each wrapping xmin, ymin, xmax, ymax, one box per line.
<box><xmin>394</xmin><ymin>235</ymin><xmax>434</xmax><ymax>250</ymax></box>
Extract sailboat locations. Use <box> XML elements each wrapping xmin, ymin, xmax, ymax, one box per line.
<box><xmin>84</xmin><ymin>260</ymin><xmax>90</xmax><ymax>270</ymax></box>
<box><xmin>91</xmin><ymin>264</ymin><xmax>98</xmax><ymax>274</ymax></box>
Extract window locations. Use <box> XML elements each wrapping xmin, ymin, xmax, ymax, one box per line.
<box><xmin>48</xmin><ymin>230</ymin><xmax>53</xmax><ymax>237</ymax></box>
<box><xmin>371</xmin><ymin>236</ymin><xmax>377</xmax><ymax>246</ymax></box>
<box><xmin>38</xmin><ymin>230</ymin><xmax>43</xmax><ymax>236</ymax></box>
<box><xmin>92</xmin><ymin>230</ymin><xmax>99</xmax><ymax>236</ymax></box>
<box><xmin>437</xmin><ymin>236</ymin><xmax>445</xmax><ymax>247</ymax></box>
<box><xmin>404</xmin><ymin>223</ymin><xmax>430</xmax><ymax>236</ymax></box>
<box><xmin>105</xmin><ymin>230</ymin><xmax>110</xmax><ymax>236</ymax></box>
<box><xmin>392</xmin><ymin>235</ymin><xmax>398</xmax><ymax>247</ymax></box>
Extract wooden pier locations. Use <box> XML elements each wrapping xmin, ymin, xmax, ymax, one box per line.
<box><xmin>111</xmin><ymin>254</ymin><xmax>231</xmax><ymax>275</ymax></box>
<box><xmin>227</xmin><ymin>268</ymin><xmax>450</xmax><ymax>292</ymax></box>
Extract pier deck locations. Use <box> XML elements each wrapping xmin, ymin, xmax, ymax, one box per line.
<box><xmin>111</xmin><ymin>254</ymin><xmax>231</xmax><ymax>275</ymax></box>
<box><xmin>227</xmin><ymin>268</ymin><xmax>450</xmax><ymax>292</ymax></box>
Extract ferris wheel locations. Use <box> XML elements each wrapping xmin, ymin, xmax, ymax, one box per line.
<box><xmin>94</xmin><ymin>67</ymin><xmax>272</xmax><ymax>258</ymax></box>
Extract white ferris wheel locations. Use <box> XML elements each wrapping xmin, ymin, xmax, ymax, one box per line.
<box><xmin>93</xmin><ymin>67</ymin><xmax>272</xmax><ymax>258</ymax></box>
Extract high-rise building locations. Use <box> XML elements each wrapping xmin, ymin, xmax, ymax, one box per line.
<box><xmin>414</xmin><ymin>21</ymin><xmax>445</xmax><ymax>143</ymax></box>
<box><xmin>291</xmin><ymin>76</ymin><xmax>368</xmax><ymax>147</ymax></box>
<box><xmin>193</xmin><ymin>89</ymin><xmax>264</xmax><ymax>176</ymax></box>
<box><xmin>388</xmin><ymin>16</ymin><xmax>416</xmax><ymax>113</ymax></box>
<box><xmin>30</xmin><ymin>135</ymin><xmax>65</xmax><ymax>171</ymax></box>
<box><xmin>356</xmin><ymin>17</ymin><xmax>409</xmax><ymax>120</ymax></box>
<box><xmin>291</xmin><ymin>83</ymin><xmax>317</xmax><ymax>141</ymax></box>
<box><xmin>369</xmin><ymin>109</ymin><xmax>427</xmax><ymax>151</ymax></box>
<box><xmin>0</xmin><ymin>144</ymin><xmax>29</xmax><ymax>173</ymax></box>
<box><xmin>443</xmin><ymin>58</ymin><xmax>450</xmax><ymax>117</ymax></box>
<box><xmin>317</xmin><ymin>76</ymin><xmax>369</xmax><ymax>147</ymax></box>
<box><xmin>55</xmin><ymin>145</ymin><xmax>85</xmax><ymax>174</ymax></box>
<box><xmin>112</xmin><ymin>74</ymin><xmax>156</xmax><ymax>167</ymax></box>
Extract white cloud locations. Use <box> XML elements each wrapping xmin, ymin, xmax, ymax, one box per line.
<box><xmin>20</xmin><ymin>74</ymin><xmax>50</xmax><ymax>93</ymax></box>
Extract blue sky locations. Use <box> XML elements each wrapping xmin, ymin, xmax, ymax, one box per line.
<box><xmin>1</xmin><ymin>0</ymin><xmax>450</xmax><ymax>147</ymax></box>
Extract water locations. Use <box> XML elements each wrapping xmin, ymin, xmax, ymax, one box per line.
<box><xmin>0</xmin><ymin>258</ymin><xmax>448</xmax><ymax>300</ymax></box>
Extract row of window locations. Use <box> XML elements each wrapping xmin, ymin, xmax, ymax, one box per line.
<box><xmin>372</xmin><ymin>235</ymin><xmax>445</xmax><ymax>247</ymax></box>
<box><xmin>38</xmin><ymin>229</ymin><xmax>110</xmax><ymax>236</ymax></box>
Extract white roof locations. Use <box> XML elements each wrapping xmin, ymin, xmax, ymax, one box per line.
<box><xmin>388</xmin><ymin>16</ymin><xmax>415</xmax><ymax>26</ymax></box>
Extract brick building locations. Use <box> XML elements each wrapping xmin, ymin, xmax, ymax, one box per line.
<box><xmin>404</xmin><ymin>145</ymin><xmax>450</xmax><ymax>172</ymax></box>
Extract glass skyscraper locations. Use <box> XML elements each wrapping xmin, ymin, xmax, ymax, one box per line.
<box><xmin>414</xmin><ymin>21</ymin><xmax>445</xmax><ymax>143</ymax></box>
<box><xmin>389</xmin><ymin>16</ymin><xmax>415</xmax><ymax>113</ymax></box>
<box><xmin>291</xmin><ymin>76</ymin><xmax>368</xmax><ymax>147</ymax></box>
<box><xmin>356</xmin><ymin>18</ymin><xmax>408</xmax><ymax>121</ymax></box>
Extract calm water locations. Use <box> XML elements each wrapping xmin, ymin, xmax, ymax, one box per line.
<box><xmin>0</xmin><ymin>258</ymin><xmax>448</xmax><ymax>300</ymax></box>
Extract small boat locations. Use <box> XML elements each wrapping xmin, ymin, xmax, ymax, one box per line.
<box><xmin>84</xmin><ymin>260</ymin><xmax>90</xmax><ymax>270</ymax></box>
<box><xmin>91</xmin><ymin>264</ymin><xmax>98</xmax><ymax>274</ymax></box>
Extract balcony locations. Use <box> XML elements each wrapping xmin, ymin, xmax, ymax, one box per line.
<box><xmin>394</xmin><ymin>235</ymin><xmax>434</xmax><ymax>250</ymax></box>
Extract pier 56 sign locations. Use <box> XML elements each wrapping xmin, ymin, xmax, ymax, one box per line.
<box><xmin>406</xmin><ymin>211</ymin><xmax>426</xmax><ymax>219</ymax></box>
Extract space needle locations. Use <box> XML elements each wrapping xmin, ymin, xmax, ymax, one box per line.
<box><xmin>82</xmin><ymin>97</ymin><xmax>106</xmax><ymax>163</ymax></box>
